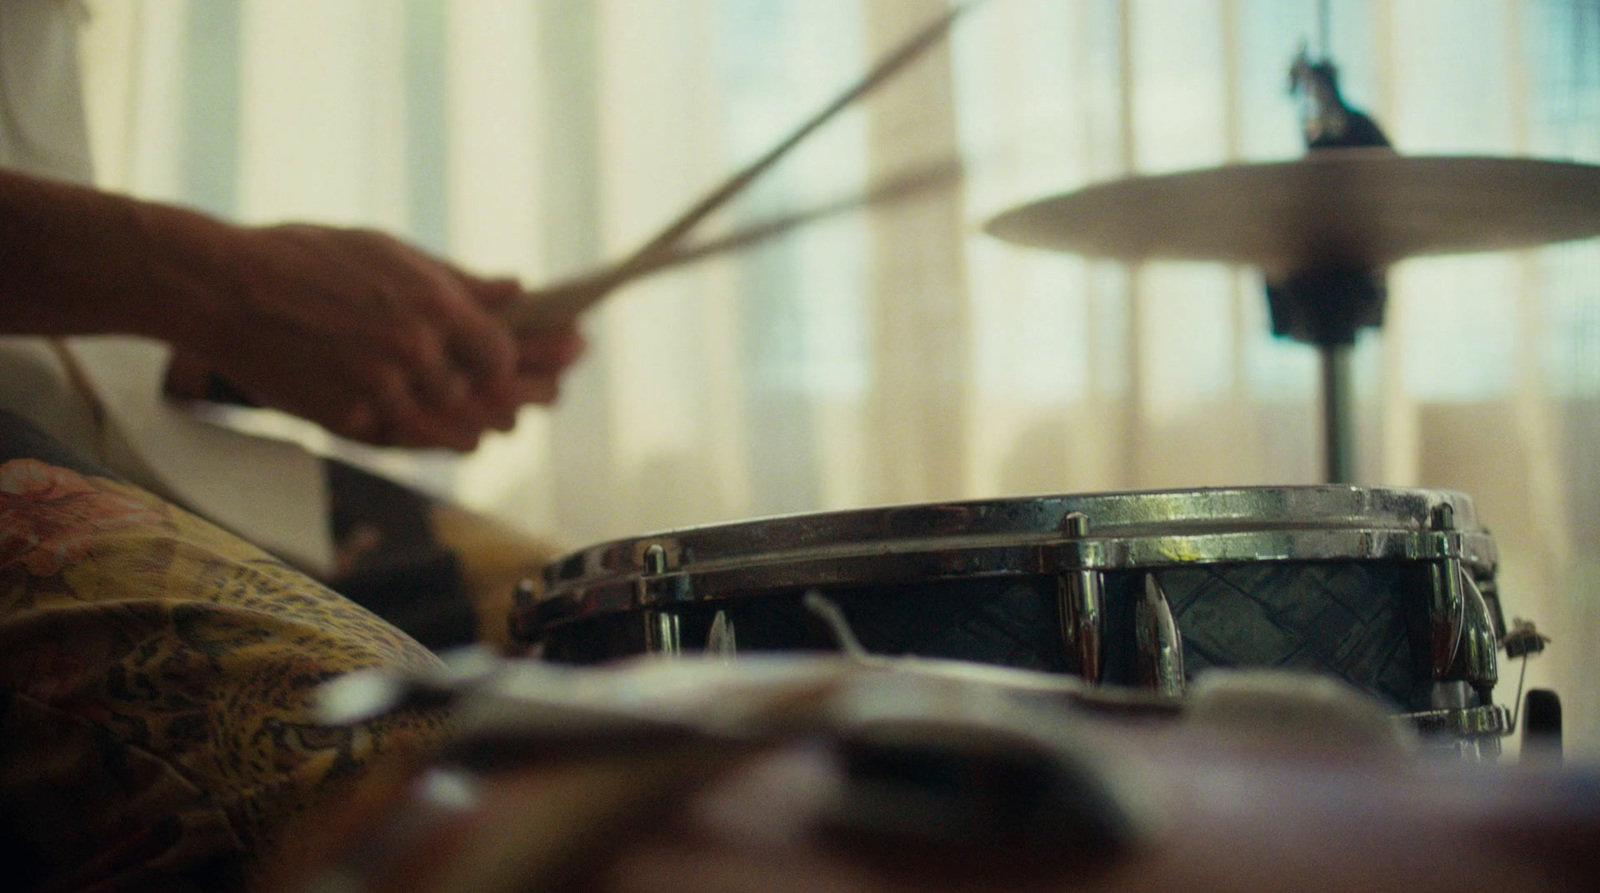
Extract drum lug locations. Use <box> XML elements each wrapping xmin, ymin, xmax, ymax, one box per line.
<box><xmin>1402</xmin><ymin>703</ymin><xmax>1513</xmax><ymax>761</ymax></box>
<box><xmin>642</xmin><ymin>609</ymin><xmax>682</xmax><ymax>656</ymax></box>
<box><xmin>1057</xmin><ymin>512</ymin><xmax>1104</xmax><ymax>684</ymax></box>
<box><xmin>638</xmin><ymin>544</ymin><xmax>683</xmax><ymax>655</ymax></box>
<box><xmin>641</xmin><ymin>543</ymin><xmax>669</xmax><ymax>576</ymax></box>
<box><xmin>1427</xmin><ymin>505</ymin><xmax>1466</xmax><ymax>678</ymax></box>
<box><xmin>1450</xmin><ymin>572</ymin><xmax>1499</xmax><ymax>700</ymax></box>
<box><xmin>1136</xmin><ymin>575</ymin><xmax>1186</xmax><ymax>697</ymax></box>
<box><xmin>511</xmin><ymin>577</ymin><xmax>540</xmax><ymax>644</ymax></box>
<box><xmin>635</xmin><ymin>541</ymin><xmax>693</xmax><ymax>608</ymax></box>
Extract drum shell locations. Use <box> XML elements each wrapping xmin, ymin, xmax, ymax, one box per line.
<box><xmin>537</xmin><ymin>559</ymin><xmax>1498</xmax><ymax>713</ymax></box>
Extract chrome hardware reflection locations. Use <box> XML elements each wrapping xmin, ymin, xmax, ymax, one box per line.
<box><xmin>706</xmin><ymin>610</ymin><xmax>736</xmax><ymax>660</ymax></box>
<box><xmin>1136</xmin><ymin>574</ymin><xmax>1185</xmax><ymax>697</ymax></box>
<box><xmin>1454</xmin><ymin>573</ymin><xmax>1499</xmax><ymax>698</ymax></box>
<box><xmin>1428</xmin><ymin>505</ymin><xmax>1466</xmax><ymax>679</ymax></box>
<box><xmin>1058</xmin><ymin>511</ymin><xmax>1105</xmax><ymax>685</ymax></box>
<box><xmin>644</xmin><ymin>609</ymin><xmax>681</xmax><ymax>656</ymax></box>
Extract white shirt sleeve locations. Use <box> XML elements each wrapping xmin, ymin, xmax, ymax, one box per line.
<box><xmin>0</xmin><ymin>0</ymin><xmax>336</xmax><ymax>575</ymax></box>
<box><xmin>0</xmin><ymin>0</ymin><xmax>94</xmax><ymax>183</ymax></box>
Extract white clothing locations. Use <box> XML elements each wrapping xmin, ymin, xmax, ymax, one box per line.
<box><xmin>0</xmin><ymin>1</ymin><xmax>333</xmax><ymax>573</ymax></box>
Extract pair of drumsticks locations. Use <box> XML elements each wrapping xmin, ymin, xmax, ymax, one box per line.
<box><xmin>504</xmin><ymin>1</ymin><xmax>982</xmax><ymax>331</ymax></box>
<box><xmin>169</xmin><ymin>4</ymin><xmax>977</xmax><ymax>414</ymax></box>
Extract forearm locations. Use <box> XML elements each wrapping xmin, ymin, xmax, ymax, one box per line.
<box><xmin>0</xmin><ymin>168</ymin><xmax>231</xmax><ymax>349</ymax></box>
<box><xmin>0</xmin><ymin>168</ymin><xmax>583</xmax><ymax>450</ymax></box>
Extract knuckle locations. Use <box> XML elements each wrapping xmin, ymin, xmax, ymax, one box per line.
<box><xmin>367</xmin><ymin>366</ymin><xmax>415</xmax><ymax>414</ymax></box>
<box><xmin>456</xmin><ymin>324</ymin><xmax>518</xmax><ymax>378</ymax></box>
<box><xmin>386</xmin><ymin>321</ymin><xmax>447</xmax><ymax>370</ymax></box>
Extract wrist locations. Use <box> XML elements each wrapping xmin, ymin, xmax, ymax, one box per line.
<box><xmin>124</xmin><ymin>199</ymin><xmax>246</xmax><ymax>358</ymax></box>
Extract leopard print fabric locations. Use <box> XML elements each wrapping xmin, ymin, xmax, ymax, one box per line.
<box><xmin>0</xmin><ymin>457</ymin><xmax>451</xmax><ymax>893</ymax></box>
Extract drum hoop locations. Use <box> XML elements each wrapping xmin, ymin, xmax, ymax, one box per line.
<box><xmin>1401</xmin><ymin>704</ymin><xmax>1514</xmax><ymax>739</ymax></box>
<box><xmin>549</xmin><ymin>486</ymin><xmax>1483</xmax><ymax>575</ymax></box>
<box><xmin>529</xmin><ymin>525</ymin><xmax>1496</xmax><ymax>634</ymax></box>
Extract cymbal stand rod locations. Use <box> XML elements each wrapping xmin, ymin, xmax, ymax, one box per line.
<box><xmin>1320</xmin><ymin>343</ymin><xmax>1355</xmax><ymax>484</ymax></box>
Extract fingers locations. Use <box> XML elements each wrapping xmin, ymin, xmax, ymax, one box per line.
<box><xmin>324</xmin><ymin>234</ymin><xmax>521</xmax><ymax>444</ymax></box>
<box><xmin>343</xmin><ymin>232</ymin><xmax>520</xmax><ymax>400</ymax></box>
<box><xmin>499</xmin><ymin>325</ymin><xmax>585</xmax><ymax>408</ymax></box>
<box><xmin>433</xmin><ymin>276</ymin><xmax>588</xmax><ymax>416</ymax></box>
<box><xmin>516</xmin><ymin>325</ymin><xmax>587</xmax><ymax>374</ymax></box>
<box><xmin>369</xmin><ymin>315</ymin><xmax>585</xmax><ymax>442</ymax></box>
<box><xmin>378</xmin><ymin>318</ymin><xmax>461</xmax><ymax>409</ymax></box>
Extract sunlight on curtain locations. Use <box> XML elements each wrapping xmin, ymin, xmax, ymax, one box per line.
<box><xmin>78</xmin><ymin>0</ymin><xmax>1600</xmax><ymax>755</ymax></box>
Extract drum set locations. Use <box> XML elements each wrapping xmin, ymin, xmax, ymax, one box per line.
<box><xmin>512</xmin><ymin>43</ymin><xmax>1600</xmax><ymax>762</ymax></box>
<box><xmin>279</xmin><ymin>19</ymin><xmax>1600</xmax><ymax>893</ymax></box>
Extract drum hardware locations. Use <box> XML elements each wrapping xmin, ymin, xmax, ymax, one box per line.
<box><xmin>1450</xmin><ymin>573</ymin><xmax>1499</xmax><ymax>701</ymax></box>
<box><xmin>1502</xmin><ymin>619</ymin><xmax>1550</xmax><ymax>661</ymax></box>
<box><xmin>705</xmin><ymin>610</ymin><xmax>736</xmax><ymax>659</ymax></box>
<box><xmin>520</xmin><ymin>486</ymin><xmax>1521</xmax><ymax>756</ymax></box>
<box><xmin>1396</xmin><ymin>567</ymin><xmax>1530</xmax><ymax>759</ymax></box>
<box><xmin>1426</xmin><ymin>680</ymin><xmax>1477</xmax><ymax>712</ymax></box>
<box><xmin>1404</xmin><ymin>703</ymin><xmax>1512</xmax><ymax>739</ymax></box>
<box><xmin>643</xmin><ymin>610</ymin><xmax>683</xmax><ymax>656</ymax></box>
<box><xmin>1288</xmin><ymin>45</ymin><xmax>1390</xmax><ymax>151</ymax></box>
<box><xmin>1408</xmin><ymin>558</ymin><xmax>1505</xmax><ymax>758</ymax></box>
<box><xmin>1426</xmin><ymin>504</ymin><xmax>1467</xmax><ymax>678</ymax></box>
<box><xmin>1499</xmin><ymin>618</ymin><xmax>1557</xmax><ymax>762</ymax></box>
<box><xmin>1408</xmin><ymin>566</ymin><xmax>1504</xmax><ymax>755</ymax></box>
<box><xmin>1135</xmin><ymin>575</ymin><xmax>1185</xmax><ymax>697</ymax></box>
<box><xmin>984</xmin><ymin>26</ymin><xmax>1600</xmax><ymax>487</ymax></box>
<box><xmin>640</xmin><ymin>542</ymin><xmax>669</xmax><ymax>577</ymax></box>
<box><xmin>1055</xmin><ymin>511</ymin><xmax>1105</xmax><ymax>684</ymax></box>
<box><xmin>1520</xmin><ymin>688</ymin><xmax>1562</xmax><ymax>764</ymax></box>
<box><xmin>802</xmin><ymin>590</ymin><xmax>870</xmax><ymax>659</ymax></box>
<box><xmin>638</xmin><ymin>542</ymin><xmax>685</xmax><ymax>655</ymax></box>
<box><xmin>1279</xmin><ymin>42</ymin><xmax>1389</xmax><ymax>483</ymax></box>
<box><xmin>978</xmin><ymin>30</ymin><xmax>1584</xmax><ymax>729</ymax></box>
<box><xmin>984</xmin><ymin>150</ymin><xmax>1600</xmax><ymax>484</ymax></box>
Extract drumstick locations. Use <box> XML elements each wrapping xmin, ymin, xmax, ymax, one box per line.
<box><xmin>513</xmin><ymin>156</ymin><xmax>964</xmax><ymax>313</ymax></box>
<box><xmin>503</xmin><ymin>1</ymin><xmax>984</xmax><ymax>330</ymax></box>
<box><xmin>667</xmin><ymin>156</ymin><xmax>964</xmax><ymax>264</ymax></box>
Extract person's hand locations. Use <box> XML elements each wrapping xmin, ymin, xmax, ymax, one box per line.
<box><xmin>163</xmin><ymin>224</ymin><xmax>585</xmax><ymax>450</ymax></box>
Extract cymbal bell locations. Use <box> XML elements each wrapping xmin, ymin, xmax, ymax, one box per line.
<box><xmin>984</xmin><ymin>149</ymin><xmax>1600</xmax><ymax>274</ymax></box>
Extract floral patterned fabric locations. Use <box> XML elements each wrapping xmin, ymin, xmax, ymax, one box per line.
<box><xmin>0</xmin><ymin>416</ymin><xmax>450</xmax><ymax>893</ymax></box>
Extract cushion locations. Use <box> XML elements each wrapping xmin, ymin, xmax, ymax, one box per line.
<box><xmin>0</xmin><ymin>411</ymin><xmax>449</xmax><ymax>892</ymax></box>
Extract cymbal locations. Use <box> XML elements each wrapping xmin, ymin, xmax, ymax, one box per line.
<box><xmin>984</xmin><ymin>150</ymin><xmax>1600</xmax><ymax>274</ymax></box>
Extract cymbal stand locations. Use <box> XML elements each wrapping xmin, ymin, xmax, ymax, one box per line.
<box><xmin>1319</xmin><ymin>342</ymin><xmax>1355</xmax><ymax>484</ymax></box>
<box><xmin>1264</xmin><ymin>266</ymin><xmax>1386</xmax><ymax>484</ymax></box>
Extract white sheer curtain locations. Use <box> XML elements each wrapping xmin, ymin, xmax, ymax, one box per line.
<box><xmin>79</xmin><ymin>0</ymin><xmax>1600</xmax><ymax>754</ymax></box>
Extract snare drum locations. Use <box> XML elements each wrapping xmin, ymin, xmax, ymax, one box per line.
<box><xmin>517</xmin><ymin>487</ymin><xmax>1506</xmax><ymax>736</ymax></box>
